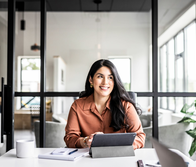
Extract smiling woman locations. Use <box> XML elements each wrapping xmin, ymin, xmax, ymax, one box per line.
<box><xmin>64</xmin><ymin>59</ymin><xmax>146</xmax><ymax>149</ymax></box>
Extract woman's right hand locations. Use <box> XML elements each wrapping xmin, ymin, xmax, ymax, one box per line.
<box><xmin>85</xmin><ymin>132</ymin><xmax>104</xmax><ymax>148</ymax></box>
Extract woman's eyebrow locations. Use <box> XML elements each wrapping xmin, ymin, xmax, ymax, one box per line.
<box><xmin>96</xmin><ymin>73</ymin><xmax>113</xmax><ymax>76</ymax></box>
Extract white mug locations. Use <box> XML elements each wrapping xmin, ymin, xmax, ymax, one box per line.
<box><xmin>16</xmin><ymin>139</ymin><xmax>35</xmax><ymax>158</ymax></box>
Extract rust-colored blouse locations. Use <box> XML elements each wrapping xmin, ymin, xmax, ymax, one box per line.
<box><xmin>64</xmin><ymin>94</ymin><xmax>146</xmax><ymax>149</ymax></box>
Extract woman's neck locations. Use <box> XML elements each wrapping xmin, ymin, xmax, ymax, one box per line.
<box><xmin>93</xmin><ymin>93</ymin><xmax>110</xmax><ymax>114</ymax></box>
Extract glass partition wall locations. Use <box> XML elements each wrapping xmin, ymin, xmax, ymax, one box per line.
<box><xmin>11</xmin><ymin>0</ymin><xmax>153</xmax><ymax>149</ymax></box>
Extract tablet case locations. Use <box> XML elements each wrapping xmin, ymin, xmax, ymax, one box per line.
<box><xmin>90</xmin><ymin>133</ymin><xmax>136</xmax><ymax>158</ymax></box>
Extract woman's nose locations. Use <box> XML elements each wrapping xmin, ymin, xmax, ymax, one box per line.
<box><xmin>102</xmin><ymin>77</ymin><xmax>108</xmax><ymax>84</ymax></box>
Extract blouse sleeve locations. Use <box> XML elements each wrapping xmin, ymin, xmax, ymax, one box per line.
<box><xmin>64</xmin><ymin>102</ymin><xmax>82</xmax><ymax>148</ymax></box>
<box><xmin>125</xmin><ymin>102</ymin><xmax>146</xmax><ymax>149</ymax></box>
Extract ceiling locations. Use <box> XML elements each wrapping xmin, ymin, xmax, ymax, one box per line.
<box><xmin>0</xmin><ymin>0</ymin><xmax>195</xmax><ymax>35</ymax></box>
<box><xmin>14</xmin><ymin>0</ymin><xmax>151</xmax><ymax>12</ymax></box>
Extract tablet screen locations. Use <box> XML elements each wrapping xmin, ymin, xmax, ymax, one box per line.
<box><xmin>91</xmin><ymin>132</ymin><xmax>136</xmax><ymax>147</ymax></box>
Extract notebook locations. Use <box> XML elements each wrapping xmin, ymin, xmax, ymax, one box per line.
<box><xmin>151</xmin><ymin>137</ymin><xmax>187</xmax><ymax>167</ymax></box>
<box><xmin>38</xmin><ymin>148</ymin><xmax>89</xmax><ymax>161</ymax></box>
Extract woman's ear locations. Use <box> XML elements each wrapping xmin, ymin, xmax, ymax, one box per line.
<box><xmin>89</xmin><ymin>76</ymin><xmax>93</xmax><ymax>84</ymax></box>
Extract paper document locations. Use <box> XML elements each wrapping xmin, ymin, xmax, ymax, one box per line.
<box><xmin>38</xmin><ymin>148</ymin><xmax>89</xmax><ymax>161</ymax></box>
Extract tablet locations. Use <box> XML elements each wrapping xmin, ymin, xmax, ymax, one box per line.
<box><xmin>89</xmin><ymin>133</ymin><xmax>136</xmax><ymax>156</ymax></box>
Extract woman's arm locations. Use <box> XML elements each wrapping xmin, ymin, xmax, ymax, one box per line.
<box><xmin>125</xmin><ymin>102</ymin><xmax>146</xmax><ymax>149</ymax></box>
<box><xmin>64</xmin><ymin>104</ymin><xmax>84</xmax><ymax>148</ymax></box>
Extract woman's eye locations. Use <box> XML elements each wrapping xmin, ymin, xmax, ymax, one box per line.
<box><xmin>109</xmin><ymin>76</ymin><xmax>113</xmax><ymax>80</ymax></box>
<box><xmin>98</xmin><ymin>75</ymin><xmax>103</xmax><ymax>78</ymax></box>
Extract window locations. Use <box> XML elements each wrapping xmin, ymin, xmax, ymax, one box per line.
<box><xmin>185</xmin><ymin>22</ymin><xmax>196</xmax><ymax>93</ymax></box>
<box><xmin>109</xmin><ymin>58</ymin><xmax>131</xmax><ymax>91</ymax></box>
<box><xmin>18</xmin><ymin>57</ymin><xmax>40</xmax><ymax>109</ymax></box>
<box><xmin>159</xmin><ymin>21</ymin><xmax>196</xmax><ymax>112</ymax></box>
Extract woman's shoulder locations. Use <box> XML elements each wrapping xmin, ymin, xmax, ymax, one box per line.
<box><xmin>72</xmin><ymin>96</ymin><xmax>87</xmax><ymax>108</ymax></box>
<box><xmin>121</xmin><ymin>99</ymin><xmax>135</xmax><ymax>110</ymax></box>
<box><xmin>71</xmin><ymin>95</ymin><xmax>94</xmax><ymax>112</ymax></box>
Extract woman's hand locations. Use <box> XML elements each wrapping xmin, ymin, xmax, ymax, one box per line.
<box><xmin>87</xmin><ymin>132</ymin><xmax>104</xmax><ymax>147</ymax></box>
<box><xmin>81</xmin><ymin>132</ymin><xmax>104</xmax><ymax>148</ymax></box>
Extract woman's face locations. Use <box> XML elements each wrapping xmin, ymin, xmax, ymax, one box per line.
<box><xmin>89</xmin><ymin>66</ymin><xmax>114</xmax><ymax>99</ymax></box>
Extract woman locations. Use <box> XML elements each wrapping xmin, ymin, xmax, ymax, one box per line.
<box><xmin>64</xmin><ymin>59</ymin><xmax>145</xmax><ymax>149</ymax></box>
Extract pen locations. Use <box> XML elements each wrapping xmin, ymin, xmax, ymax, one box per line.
<box><xmin>145</xmin><ymin>163</ymin><xmax>161</xmax><ymax>167</ymax></box>
<box><xmin>68</xmin><ymin>149</ymin><xmax>78</xmax><ymax>155</ymax></box>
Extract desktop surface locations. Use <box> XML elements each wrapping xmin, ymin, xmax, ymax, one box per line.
<box><xmin>0</xmin><ymin>148</ymin><xmax>195</xmax><ymax>167</ymax></box>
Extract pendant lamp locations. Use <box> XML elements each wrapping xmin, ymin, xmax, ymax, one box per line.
<box><xmin>31</xmin><ymin>12</ymin><xmax>40</xmax><ymax>51</ymax></box>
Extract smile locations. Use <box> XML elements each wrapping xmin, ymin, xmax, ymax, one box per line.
<box><xmin>100</xmin><ymin>86</ymin><xmax>109</xmax><ymax>90</ymax></box>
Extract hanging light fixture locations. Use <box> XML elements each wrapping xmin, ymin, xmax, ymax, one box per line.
<box><xmin>31</xmin><ymin>12</ymin><xmax>40</xmax><ymax>51</ymax></box>
<box><xmin>20</xmin><ymin>11</ymin><xmax>25</xmax><ymax>30</ymax></box>
<box><xmin>94</xmin><ymin>0</ymin><xmax>102</xmax><ymax>59</ymax></box>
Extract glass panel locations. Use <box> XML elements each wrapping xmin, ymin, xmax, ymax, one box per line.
<box><xmin>158</xmin><ymin>97</ymin><xmax>195</xmax><ymax>156</ymax></box>
<box><xmin>185</xmin><ymin>22</ymin><xmax>196</xmax><ymax>92</ymax></box>
<box><xmin>138</xmin><ymin>97</ymin><xmax>152</xmax><ymax>148</ymax></box>
<box><xmin>45</xmin><ymin>96</ymin><xmax>75</xmax><ymax>148</ymax></box>
<box><xmin>109</xmin><ymin>58</ymin><xmax>131</xmax><ymax>91</ymax></box>
<box><xmin>0</xmin><ymin>1</ymin><xmax>8</xmax><ymax>88</ymax></box>
<box><xmin>14</xmin><ymin>1</ymin><xmax>41</xmax><ymax>147</ymax></box>
<box><xmin>167</xmin><ymin>39</ymin><xmax>175</xmax><ymax>92</ymax></box>
<box><xmin>21</xmin><ymin>58</ymin><xmax>40</xmax><ymax>92</ymax></box>
<box><xmin>175</xmin><ymin>53</ymin><xmax>184</xmax><ymax>92</ymax></box>
<box><xmin>160</xmin><ymin>45</ymin><xmax>167</xmax><ymax>92</ymax></box>
<box><xmin>175</xmin><ymin>31</ymin><xmax>184</xmax><ymax>55</ymax></box>
<box><xmin>46</xmin><ymin>1</ymin><xmax>152</xmax><ymax>92</ymax></box>
<box><xmin>158</xmin><ymin>0</ymin><xmax>194</xmax><ymax>93</ymax></box>
<box><xmin>15</xmin><ymin>1</ymin><xmax>41</xmax><ymax>92</ymax></box>
<box><xmin>158</xmin><ymin>1</ymin><xmax>195</xmax><ymax>155</ymax></box>
<box><xmin>14</xmin><ymin>97</ymin><xmax>37</xmax><ymax>148</ymax></box>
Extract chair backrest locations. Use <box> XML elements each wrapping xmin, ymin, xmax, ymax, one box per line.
<box><xmin>34</xmin><ymin>121</ymin><xmax>67</xmax><ymax>148</ymax></box>
<box><xmin>143</xmin><ymin>122</ymin><xmax>192</xmax><ymax>156</ymax></box>
<box><xmin>127</xmin><ymin>92</ymin><xmax>137</xmax><ymax>103</ymax></box>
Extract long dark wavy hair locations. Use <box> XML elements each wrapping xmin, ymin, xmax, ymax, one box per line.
<box><xmin>80</xmin><ymin>59</ymin><xmax>141</xmax><ymax>131</ymax></box>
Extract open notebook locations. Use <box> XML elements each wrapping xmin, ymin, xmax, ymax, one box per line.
<box><xmin>38</xmin><ymin>148</ymin><xmax>89</xmax><ymax>161</ymax></box>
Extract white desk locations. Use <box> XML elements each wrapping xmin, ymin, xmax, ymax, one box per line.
<box><xmin>0</xmin><ymin>148</ymin><xmax>195</xmax><ymax>167</ymax></box>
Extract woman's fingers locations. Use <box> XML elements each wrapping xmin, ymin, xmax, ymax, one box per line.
<box><xmin>87</xmin><ymin>132</ymin><xmax>104</xmax><ymax>147</ymax></box>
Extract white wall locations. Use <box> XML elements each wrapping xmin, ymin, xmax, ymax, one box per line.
<box><xmin>53</xmin><ymin>56</ymin><xmax>67</xmax><ymax>114</ymax></box>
